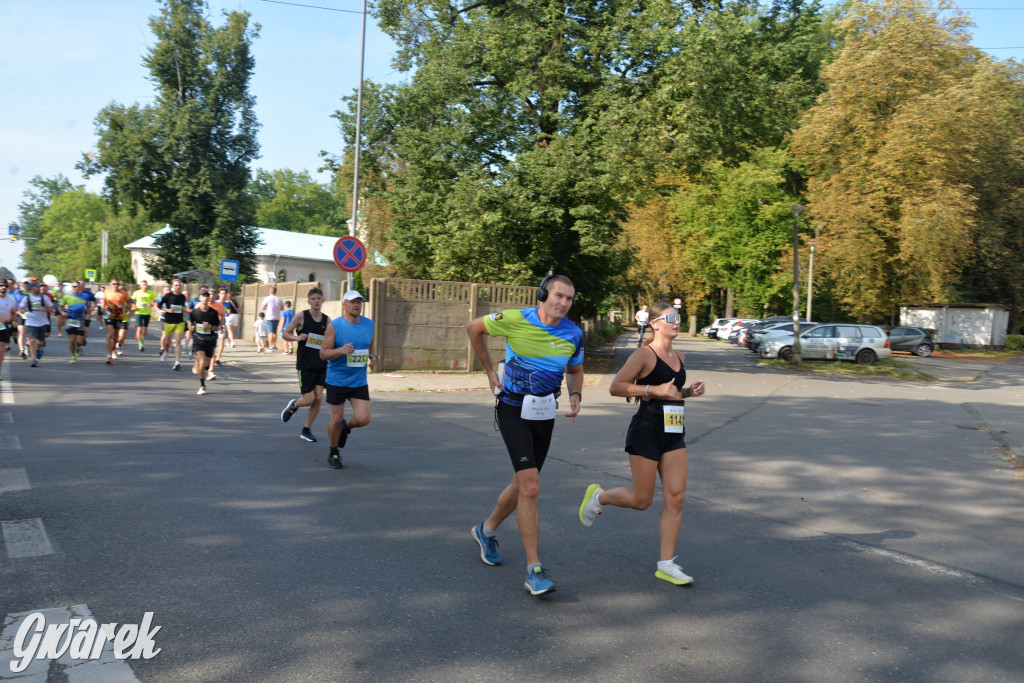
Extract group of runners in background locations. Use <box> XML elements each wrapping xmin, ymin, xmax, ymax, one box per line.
<box><xmin>0</xmin><ymin>276</ymin><xmax>241</xmax><ymax>395</ymax></box>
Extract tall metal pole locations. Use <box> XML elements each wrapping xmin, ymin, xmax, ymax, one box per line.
<box><xmin>347</xmin><ymin>0</ymin><xmax>367</xmax><ymax>294</ymax></box>
<box><xmin>789</xmin><ymin>205</ymin><xmax>805</xmax><ymax>363</ymax></box>
<box><xmin>806</xmin><ymin>240</ymin><xmax>816</xmax><ymax>323</ymax></box>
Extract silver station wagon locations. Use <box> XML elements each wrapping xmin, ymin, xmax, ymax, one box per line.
<box><xmin>760</xmin><ymin>324</ymin><xmax>892</xmax><ymax>364</ymax></box>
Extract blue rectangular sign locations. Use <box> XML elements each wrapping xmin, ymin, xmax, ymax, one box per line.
<box><xmin>220</xmin><ymin>259</ymin><xmax>240</xmax><ymax>282</ymax></box>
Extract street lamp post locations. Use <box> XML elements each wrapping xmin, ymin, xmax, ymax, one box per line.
<box><xmin>347</xmin><ymin>0</ymin><xmax>368</xmax><ymax>294</ymax></box>
<box><xmin>806</xmin><ymin>238</ymin><xmax>816</xmax><ymax>323</ymax></box>
<box><xmin>790</xmin><ymin>205</ymin><xmax>805</xmax><ymax>363</ymax></box>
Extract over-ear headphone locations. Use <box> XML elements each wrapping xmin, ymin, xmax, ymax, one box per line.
<box><xmin>536</xmin><ymin>271</ymin><xmax>554</xmax><ymax>302</ymax></box>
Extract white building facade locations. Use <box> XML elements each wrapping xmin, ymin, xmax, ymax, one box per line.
<box><xmin>124</xmin><ymin>226</ymin><xmax>346</xmax><ymax>297</ymax></box>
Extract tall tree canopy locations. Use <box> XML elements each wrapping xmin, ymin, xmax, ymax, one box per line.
<box><xmin>339</xmin><ymin>1</ymin><xmax>825</xmax><ymax>314</ymax></box>
<box><xmin>81</xmin><ymin>0</ymin><xmax>262</xmax><ymax>280</ymax></box>
<box><xmin>250</xmin><ymin>169</ymin><xmax>346</xmax><ymax>235</ymax></box>
<box><xmin>791</xmin><ymin>0</ymin><xmax>1024</xmax><ymax>322</ymax></box>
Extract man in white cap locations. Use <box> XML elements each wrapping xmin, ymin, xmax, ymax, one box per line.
<box><xmin>319</xmin><ymin>289</ymin><xmax>376</xmax><ymax>469</ymax></box>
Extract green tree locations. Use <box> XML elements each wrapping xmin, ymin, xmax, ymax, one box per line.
<box><xmin>641</xmin><ymin>0</ymin><xmax>828</xmax><ymax>176</ymax></box>
<box><xmin>250</xmin><ymin>169</ymin><xmax>345</xmax><ymax>235</ymax></box>
<box><xmin>21</xmin><ymin>189</ymin><xmax>158</xmax><ymax>282</ymax></box>
<box><xmin>81</xmin><ymin>0</ymin><xmax>261</xmax><ymax>280</ymax></box>
<box><xmin>791</xmin><ymin>0</ymin><xmax>1024</xmax><ymax>323</ymax></box>
<box><xmin>672</xmin><ymin>148</ymin><xmax>803</xmax><ymax>316</ymax></box>
<box><xmin>16</xmin><ymin>175</ymin><xmax>75</xmax><ymax>271</ymax></box>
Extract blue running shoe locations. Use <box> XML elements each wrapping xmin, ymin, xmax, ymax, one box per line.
<box><xmin>471</xmin><ymin>523</ymin><xmax>500</xmax><ymax>566</ymax></box>
<box><xmin>524</xmin><ymin>565</ymin><xmax>556</xmax><ymax>595</ymax></box>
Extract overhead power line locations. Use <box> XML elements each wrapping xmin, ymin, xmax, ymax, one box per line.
<box><xmin>257</xmin><ymin>0</ymin><xmax>364</xmax><ymax>14</ymax></box>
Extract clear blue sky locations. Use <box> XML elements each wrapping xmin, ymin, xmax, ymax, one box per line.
<box><xmin>2</xmin><ymin>0</ymin><xmax>1022</xmax><ymax>280</ymax></box>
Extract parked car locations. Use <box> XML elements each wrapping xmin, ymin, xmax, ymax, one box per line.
<box><xmin>732</xmin><ymin>321</ymin><xmax>763</xmax><ymax>346</ymax></box>
<box><xmin>760</xmin><ymin>324</ymin><xmax>891</xmax><ymax>364</ymax></box>
<box><xmin>747</xmin><ymin>321</ymin><xmax>816</xmax><ymax>352</ymax></box>
<box><xmin>888</xmin><ymin>326</ymin><xmax>934</xmax><ymax>357</ymax></box>
<box><xmin>719</xmin><ymin>318</ymin><xmax>758</xmax><ymax>343</ymax></box>
<box><xmin>707</xmin><ymin>318</ymin><xmax>737</xmax><ymax>339</ymax></box>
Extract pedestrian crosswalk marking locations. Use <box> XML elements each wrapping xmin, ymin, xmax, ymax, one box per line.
<box><xmin>0</xmin><ymin>364</ymin><xmax>12</xmax><ymax>404</ymax></box>
<box><xmin>0</xmin><ymin>469</ymin><xmax>29</xmax><ymax>495</ymax></box>
<box><xmin>0</xmin><ymin>436</ymin><xmax>20</xmax><ymax>451</ymax></box>
<box><xmin>1</xmin><ymin>519</ymin><xmax>54</xmax><ymax>558</ymax></box>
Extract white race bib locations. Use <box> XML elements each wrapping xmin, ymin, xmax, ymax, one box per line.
<box><xmin>663</xmin><ymin>405</ymin><xmax>685</xmax><ymax>433</ymax></box>
<box><xmin>196</xmin><ymin>322</ymin><xmax>212</xmax><ymax>334</ymax></box>
<box><xmin>348</xmin><ymin>348</ymin><xmax>370</xmax><ymax>367</ymax></box>
<box><xmin>521</xmin><ymin>394</ymin><xmax>557</xmax><ymax>421</ymax></box>
<box><xmin>171</xmin><ymin>304</ymin><xmax>182</xmax><ymax>314</ymax></box>
<box><xmin>67</xmin><ymin>319</ymin><xmax>82</xmax><ymax>328</ymax></box>
<box><xmin>305</xmin><ymin>332</ymin><xmax>324</xmax><ymax>349</ymax></box>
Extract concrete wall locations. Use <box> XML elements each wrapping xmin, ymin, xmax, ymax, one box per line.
<box><xmin>900</xmin><ymin>305</ymin><xmax>1010</xmax><ymax>349</ymax></box>
<box><xmin>232</xmin><ymin>277</ymin><xmax>611</xmax><ymax>372</ymax></box>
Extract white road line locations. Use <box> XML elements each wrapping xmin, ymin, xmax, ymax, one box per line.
<box><xmin>0</xmin><ymin>364</ymin><xmax>12</xmax><ymax>404</ymax></box>
<box><xmin>1</xmin><ymin>519</ymin><xmax>54</xmax><ymax>558</ymax></box>
<box><xmin>0</xmin><ymin>413</ymin><xmax>11</xmax><ymax>424</ymax></box>
<box><xmin>0</xmin><ymin>436</ymin><xmax>21</xmax><ymax>451</ymax></box>
<box><xmin>0</xmin><ymin>605</ymin><xmax>141</xmax><ymax>681</ymax></box>
<box><xmin>0</xmin><ymin>469</ymin><xmax>29</xmax><ymax>495</ymax></box>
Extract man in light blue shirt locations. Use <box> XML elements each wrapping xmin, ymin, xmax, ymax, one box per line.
<box><xmin>319</xmin><ymin>290</ymin><xmax>376</xmax><ymax>469</ymax></box>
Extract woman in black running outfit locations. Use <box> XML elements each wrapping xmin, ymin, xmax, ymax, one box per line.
<box><xmin>577</xmin><ymin>302</ymin><xmax>706</xmax><ymax>586</ymax></box>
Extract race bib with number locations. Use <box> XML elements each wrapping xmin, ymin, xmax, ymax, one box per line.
<box><xmin>196</xmin><ymin>322</ymin><xmax>212</xmax><ymax>334</ymax></box>
<box><xmin>67</xmin><ymin>319</ymin><xmax>82</xmax><ymax>328</ymax></box>
<box><xmin>171</xmin><ymin>304</ymin><xmax>183</xmax><ymax>314</ymax></box>
<box><xmin>348</xmin><ymin>348</ymin><xmax>370</xmax><ymax>367</ymax></box>
<box><xmin>305</xmin><ymin>332</ymin><xmax>324</xmax><ymax>349</ymax></box>
<box><xmin>663</xmin><ymin>405</ymin><xmax>685</xmax><ymax>433</ymax></box>
<box><xmin>521</xmin><ymin>394</ymin><xmax>557</xmax><ymax>421</ymax></box>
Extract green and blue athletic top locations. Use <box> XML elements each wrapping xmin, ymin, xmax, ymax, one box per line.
<box><xmin>60</xmin><ymin>293</ymin><xmax>88</xmax><ymax>322</ymax></box>
<box><xmin>484</xmin><ymin>308</ymin><xmax>583</xmax><ymax>408</ymax></box>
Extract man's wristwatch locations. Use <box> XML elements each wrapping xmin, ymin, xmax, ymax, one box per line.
<box><xmin>569</xmin><ymin>391</ymin><xmax>582</xmax><ymax>401</ymax></box>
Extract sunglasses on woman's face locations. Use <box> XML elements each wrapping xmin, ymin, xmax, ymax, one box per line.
<box><xmin>650</xmin><ymin>313</ymin><xmax>679</xmax><ymax>324</ymax></box>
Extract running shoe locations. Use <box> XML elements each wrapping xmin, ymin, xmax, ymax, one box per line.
<box><xmin>579</xmin><ymin>484</ymin><xmax>604</xmax><ymax>527</ymax></box>
<box><xmin>192</xmin><ymin>366</ymin><xmax>198</xmax><ymax>374</ymax></box>
<box><xmin>524</xmin><ymin>565</ymin><xmax>556</xmax><ymax>595</ymax></box>
<box><xmin>215</xmin><ymin>359</ymin><xmax>222</xmax><ymax>366</ymax></box>
<box><xmin>300</xmin><ymin>428</ymin><xmax>317</xmax><ymax>442</ymax></box>
<box><xmin>139</xmin><ymin>344</ymin><xmax>145</xmax><ymax>352</ymax></box>
<box><xmin>105</xmin><ymin>358</ymin><xmax>112</xmax><ymax>365</ymax></box>
<box><xmin>173</xmin><ymin>361</ymin><xmax>181</xmax><ymax>371</ymax></box>
<box><xmin>30</xmin><ymin>360</ymin><xmax>38</xmax><ymax>367</ymax></box>
<box><xmin>471</xmin><ymin>523</ymin><xmax>501</xmax><ymax>566</ymax></box>
<box><xmin>655</xmin><ymin>558</ymin><xmax>693</xmax><ymax>586</ymax></box>
<box><xmin>20</xmin><ymin>350</ymin><xmax>27</xmax><ymax>359</ymax></box>
<box><xmin>338</xmin><ymin>419</ymin><xmax>350</xmax><ymax>448</ymax></box>
<box><xmin>328</xmin><ymin>451</ymin><xmax>343</xmax><ymax>469</ymax></box>
<box><xmin>160</xmin><ymin>350</ymin><xmax>167</xmax><ymax>361</ymax></box>
<box><xmin>69</xmin><ymin>357</ymin><xmax>77</xmax><ymax>364</ymax></box>
<box><xmin>281</xmin><ymin>398</ymin><xmax>298</xmax><ymax>423</ymax></box>
<box><xmin>197</xmin><ymin>386</ymin><xmax>207</xmax><ymax>395</ymax></box>
<box><xmin>206</xmin><ymin>372</ymin><xmax>216</xmax><ymax>380</ymax></box>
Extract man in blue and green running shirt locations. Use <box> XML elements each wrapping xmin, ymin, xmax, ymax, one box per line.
<box><xmin>466</xmin><ymin>273</ymin><xmax>584</xmax><ymax>597</ymax></box>
<box><xmin>61</xmin><ymin>282</ymin><xmax>90</xmax><ymax>362</ymax></box>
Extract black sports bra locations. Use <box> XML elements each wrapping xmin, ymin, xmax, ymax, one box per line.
<box><xmin>637</xmin><ymin>348</ymin><xmax>686</xmax><ymax>393</ymax></box>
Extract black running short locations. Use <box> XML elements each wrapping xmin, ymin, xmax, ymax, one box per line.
<box><xmin>298</xmin><ymin>367</ymin><xmax>327</xmax><ymax>395</ymax></box>
<box><xmin>0</xmin><ymin>326</ymin><xmax>11</xmax><ymax>343</ymax></box>
<box><xmin>625</xmin><ymin>404</ymin><xmax>686</xmax><ymax>462</ymax></box>
<box><xmin>192</xmin><ymin>337</ymin><xmax>217</xmax><ymax>357</ymax></box>
<box><xmin>495</xmin><ymin>400</ymin><xmax>555</xmax><ymax>473</ymax></box>
<box><xmin>325</xmin><ymin>383</ymin><xmax>370</xmax><ymax>405</ymax></box>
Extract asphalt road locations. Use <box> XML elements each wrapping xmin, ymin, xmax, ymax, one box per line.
<box><xmin>1</xmin><ymin>335</ymin><xmax>1022</xmax><ymax>682</ymax></box>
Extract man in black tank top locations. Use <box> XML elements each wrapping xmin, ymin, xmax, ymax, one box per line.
<box><xmin>279</xmin><ymin>288</ymin><xmax>330</xmax><ymax>442</ymax></box>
